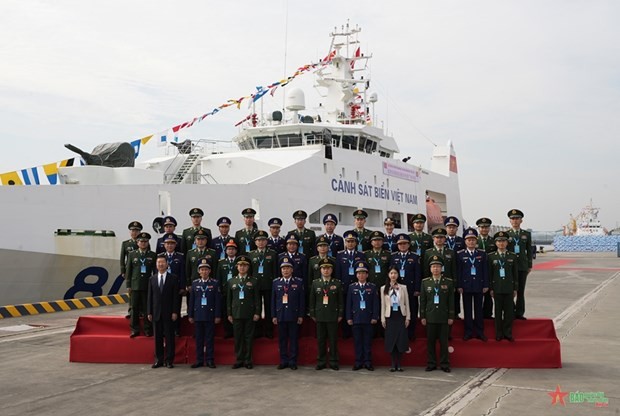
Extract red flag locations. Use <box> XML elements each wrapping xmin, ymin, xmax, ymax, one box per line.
<box><xmin>351</xmin><ymin>47</ymin><xmax>361</xmax><ymax>69</ymax></box>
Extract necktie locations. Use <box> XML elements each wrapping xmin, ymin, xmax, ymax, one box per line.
<box><xmin>159</xmin><ymin>274</ymin><xmax>164</xmax><ymax>292</ymax></box>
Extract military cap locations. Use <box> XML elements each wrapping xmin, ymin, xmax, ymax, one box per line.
<box><xmin>225</xmin><ymin>240</ymin><xmax>238</xmax><ymax>248</ymax></box>
<box><xmin>322</xmin><ymin>213</ymin><xmax>338</xmax><ymax>225</ymax></box>
<box><xmin>316</xmin><ymin>235</ymin><xmax>329</xmax><ymax>247</ymax></box>
<box><xmin>217</xmin><ymin>216</ymin><xmax>231</xmax><ymax>226</ymax></box>
<box><xmin>318</xmin><ymin>258</ymin><xmax>334</xmax><ymax>268</ymax></box>
<box><xmin>494</xmin><ymin>231</ymin><xmax>509</xmax><ymax>241</ymax></box>
<box><xmin>412</xmin><ymin>213</ymin><xmax>427</xmax><ymax>223</ymax></box>
<box><xmin>507</xmin><ymin>209</ymin><xmax>524</xmax><ymax>219</ymax></box>
<box><xmin>476</xmin><ymin>217</ymin><xmax>492</xmax><ymax>227</ymax></box>
<box><xmin>164</xmin><ymin>233</ymin><xmax>178</xmax><ymax>243</ymax></box>
<box><xmin>432</xmin><ymin>227</ymin><xmax>447</xmax><ymax>237</ymax></box>
<box><xmin>163</xmin><ymin>216</ymin><xmax>177</xmax><ymax>226</ymax></box>
<box><xmin>194</xmin><ymin>229</ymin><xmax>208</xmax><ymax>239</ymax></box>
<box><xmin>236</xmin><ymin>255</ymin><xmax>250</xmax><ymax>265</ymax></box>
<box><xmin>343</xmin><ymin>230</ymin><xmax>359</xmax><ymax>240</ymax></box>
<box><xmin>355</xmin><ymin>261</ymin><xmax>369</xmax><ymax>272</ymax></box>
<box><xmin>197</xmin><ymin>258</ymin><xmax>211</xmax><ymax>269</ymax></box>
<box><xmin>285</xmin><ymin>233</ymin><xmax>299</xmax><ymax>244</ymax></box>
<box><xmin>189</xmin><ymin>208</ymin><xmax>204</xmax><ymax>217</ymax></box>
<box><xmin>254</xmin><ymin>230</ymin><xmax>268</xmax><ymax>240</ymax></box>
<box><xmin>242</xmin><ymin>208</ymin><xmax>256</xmax><ymax>217</ymax></box>
<box><xmin>444</xmin><ymin>216</ymin><xmax>459</xmax><ymax>227</ymax></box>
<box><xmin>396</xmin><ymin>233</ymin><xmax>411</xmax><ymax>244</ymax></box>
<box><xmin>268</xmin><ymin>217</ymin><xmax>282</xmax><ymax>227</ymax></box>
<box><xmin>293</xmin><ymin>210</ymin><xmax>308</xmax><ymax>219</ymax></box>
<box><xmin>370</xmin><ymin>230</ymin><xmax>385</xmax><ymax>241</ymax></box>
<box><xmin>429</xmin><ymin>255</ymin><xmax>444</xmax><ymax>266</ymax></box>
<box><xmin>353</xmin><ymin>209</ymin><xmax>368</xmax><ymax>219</ymax></box>
<box><xmin>137</xmin><ymin>232</ymin><xmax>151</xmax><ymax>241</ymax></box>
<box><xmin>280</xmin><ymin>257</ymin><xmax>294</xmax><ymax>268</ymax></box>
<box><xmin>128</xmin><ymin>221</ymin><xmax>143</xmax><ymax>231</ymax></box>
<box><xmin>463</xmin><ymin>228</ymin><xmax>478</xmax><ymax>239</ymax></box>
<box><xmin>384</xmin><ymin>217</ymin><xmax>395</xmax><ymax>225</ymax></box>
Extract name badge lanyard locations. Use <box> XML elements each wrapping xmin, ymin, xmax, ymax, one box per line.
<box><xmin>512</xmin><ymin>237</ymin><xmax>521</xmax><ymax>254</ymax></box>
<box><xmin>446</xmin><ymin>238</ymin><xmax>455</xmax><ymax>251</ymax></box>
<box><xmin>245</xmin><ymin>232</ymin><xmax>251</xmax><ymax>252</ymax></box>
<box><xmin>348</xmin><ymin>258</ymin><xmax>355</xmax><ymax>276</ymax></box>
<box><xmin>282</xmin><ymin>281</ymin><xmax>289</xmax><ymax>303</ymax></box>
<box><xmin>238</xmin><ymin>282</ymin><xmax>245</xmax><ymax>300</ymax></box>
<box><xmin>399</xmin><ymin>256</ymin><xmax>406</xmax><ymax>278</ymax></box>
<box><xmin>227</xmin><ymin>259</ymin><xmax>234</xmax><ymax>280</ymax></box>
<box><xmin>357</xmin><ymin>235</ymin><xmax>363</xmax><ymax>252</ymax></box>
<box><xmin>468</xmin><ymin>254</ymin><xmax>477</xmax><ymax>275</ymax></box>
<box><xmin>167</xmin><ymin>255</ymin><xmax>173</xmax><ymax>273</ymax></box>
<box><xmin>414</xmin><ymin>240</ymin><xmax>421</xmax><ymax>256</ymax></box>
<box><xmin>391</xmin><ymin>288</ymin><xmax>399</xmax><ymax>311</ymax></box>
<box><xmin>433</xmin><ymin>286</ymin><xmax>440</xmax><ymax>304</ymax></box>
<box><xmin>199</xmin><ymin>283</ymin><xmax>208</xmax><ymax>306</ymax></box>
<box><xmin>498</xmin><ymin>258</ymin><xmax>506</xmax><ymax>278</ymax></box>
<box><xmin>373</xmin><ymin>257</ymin><xmax>381</xmax><ymax>274</ymax></box>
<box><xmin>220</xmin><ymin>241</ymin><xmax>226</xmax><ymax>259</ymax></box>
<box><xmin>297</xmin><ymin>231</ymin><xmax>304</xmax><ymax>254</ymax></box>
<box><xmin>327</xmin><ymin>238</ymin><xmax>333</xmax><ymax>257</ymax></box>
<box><xmin>139</xmin><ymin>257</ymin><xmax>147</xmax><ymax>274</ymax></box>
<box><xmin>257</xmin><ymin>256</ymin><xmax>265</xmax><ymax>274</ymax></box>
<box><xmin>322</xmin><ymin>283</ymin><xmax>329</xmax><ymax>305</ymax></box>
<box><xmin>387</xmin><ymin>238</ymin><xmax>393</xmax><ymax>252</ymax></box>
<box><xmin>359</xmin><ymin>286</ymin><xmax>366</xmax><ymax>309</ymax></box>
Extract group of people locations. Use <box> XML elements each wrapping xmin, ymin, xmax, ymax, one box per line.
<box><xmin>120</xmin><ymin>207</ymin><xmax>533</xmax><ymax>372</ymax></box>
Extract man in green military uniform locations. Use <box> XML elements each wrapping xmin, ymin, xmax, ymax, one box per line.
<box><xmin>309</xmin><ymin>259</ymin><xmax>343</xmax><ymax>370</ymax></box>
<box><xmin>185</xmin><ymin>229</ymin><xmax>217</xmax><ymax>287</ymax></box>
<box><xmin>350</xmin><ymin>209</ymin><xmax>372</xmax><ymax>252</ymax></box>
<box><xmin>423</xmin><ymin>228</ymin><xmax>457</xmax><ymax>282</ymax></box>
<box><xmin>488</xmin><ymin>231</ymin><xmax>518</xmax><ymax>342</ymax></box>
<box><xmin>235</xmin><ymin>208</ymin><xmax>258</xmax><ymax>254</ymax></box>
<box><xmin>216</xmin><ymin>240</ymin><xmax>239</xmax><ymax>338</ymax></box>
<box><xmin>409</xmin><ymin>213</ymin><xmax>433</xmax><ymax>258</ymax></box>
<box><xmin>364</xmin><ymin>231</ymin><xmax>391</xmax><ymax>287</ymax></box>
<box><xmin>476</xmin><ymin>217</ymin><xmax>496</xmax><ymax>319</ymax></box>
<box><xmin>126</xmin><ymin>232</ymin><xmax>157</xmax><ymax>338</ymax></box>
<box><xmin>307</xmin><ymin>236</ymin><xmax>335</xmax><ymax>284</ymax></box>
<box><xmin>420</xmin><ymin>256</ymin><xmax>455</xmax><ymax>373</ymax></box>
<box><xmin>506</xmin><ymin>209</ymin><xmax>533</xmax><ymax>320</ymax></box>
<box><xmin>249</xmin><ymin>230</ymin><xmax>279</xmax><ymax>338</ymax></box>
<box><xmin>289</xmin><ymin>210</ymin><xmax>316</xmax><ymax>257</ymax></box>
<box><xmin>227</xmin><ymin>255</ymin><xmax>261</xmax><ymax>369</ymax></box>
<box><xmin>120</xmin><ymin>221</ymin><xmax>142</xmax><ymax>319</ymax></box>
<box><xmin>181</xmin><ymin>207</ymin><xmax>212</xmax><ymax>254</ymax></box>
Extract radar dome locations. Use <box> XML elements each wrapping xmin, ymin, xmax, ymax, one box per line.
<box><xmin>286</xmin><ymin>88</ymin><xmax>306</xmax><ymax>111</ymax></box>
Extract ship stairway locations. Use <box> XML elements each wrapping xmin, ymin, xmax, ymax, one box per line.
<box><xmin>169</xmin><ymin>153</ymin><xmax>201</xmax><ymax>184</ymax></box>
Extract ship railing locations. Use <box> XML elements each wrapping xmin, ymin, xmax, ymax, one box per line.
<box><xmin>163</xmin><ymin>139</ymin><xmax>231</xmax><ymax>184</ymax></box>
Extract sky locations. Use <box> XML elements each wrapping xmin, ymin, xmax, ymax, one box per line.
<box><xmin>1</xmin><ymin>0</ymin><xmax>619</xmax><ymax>231</ymax></box>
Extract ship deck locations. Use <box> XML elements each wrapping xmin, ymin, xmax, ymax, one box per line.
<box><xmin>1</xmin><ymin>252</ymin><xmax>618</xmax><ymax>415</ymax></box>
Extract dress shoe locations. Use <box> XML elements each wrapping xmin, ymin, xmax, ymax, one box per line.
<box><xmin>396</xmin><ymin>367</ymin><xmax>404</xmax><ymax>372</ymax></box>
<box><xmin>277</xmin><ymin>364</ymin><xmax>288</xmax><ymax>370</ymax></box>
<box><xmin>425</xmin><ymin>366</ymin><xmax>436</xmax><ymax>372</ymax></box>
<box><xmin>245</xmin><ymin>363</ymin><xmax>253</xmax><ymax>369</ymax></box>
<box><xmin>495</xmin><ymin>336</ymin><xmax>503</xmax><ymax>342</ymax></box>
<box><xmin>207</xmin><ymin>361</ymin><xmax>216</xmax><ymax>368</ymax></box>
<box><xmin>441</xmin><ymin>367</ymin><xmax>451</xmax><ymax>373</ymax></box>
<box><xmin>290</xmin><ymin>364</ymin><xmax>298</xmax><ymax>370</ymax></box>
<box><xmin>477</xmin><ymin>335</ymin><xmax>488</xmax><ymax>342</ymax></box>
<box><xmin>152</xmin><ymin>361</ymin><xmax>163</xmax><ymax>368</ymax></box>
<box><xmin>463</xmin><ymin>335</ymin><xmax>472</xmax><ymax>341</ymax></box>
<box><xmin>331</xmin><ymin>365</ymin><xmax>339</xmax><ymax>371</ymax></box>
<box><xmin>125</xmin><ymin>314</ymin><xmax>131</xmax><ymax>319</ymax></box>
<box><xmin>315</xmin><ymin>364</ymin><xmax>325</xmax><ymax>370</ymax></box>
<box><xmin>389</xmin><ymin>368</ymin><xmax>396</xmax><ymax>372</ymax></box>
<box><xmin>506</xmin><ymin>336</ymin><xmax>515</xmax><ymax>342</ymax></box>
<box><xmin>352</xmin><ymin>364</ymin><xmax>362</xmax><ymax>371</ymax></box>
<box><xmin>190</xmin><ymin>363</ymin><xmax>203</xmax><ymax>368</ymax></box>
<box><xmin>365</xmin><ymin>365</ymin><xmax>375</xmax><ymax>371</ymax></box>
<box><xmin>166</xmin><ymin>362</ymin><xmax>174</xmax><ymax>369</ymax></box>
<box><xmin>129</xmin><ymin>332</ymin><xmax>139</xmax><ymax>338</ymax></box>
<box><xmin>232</xmin><ymin>362</ymin><xmax>243</xmax><ymax>369</ymax></box>
<box><xmin>144</xmin><ymin>332</ymin><xmax>153</xmax><ymax>337</ymax></box>
<box><xmin>515</xmin><ymin>316</ymin><xmax>527</xmax><ymax>320</ymax></box>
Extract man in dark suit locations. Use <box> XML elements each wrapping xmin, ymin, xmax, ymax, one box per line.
<box><xmin>147</xmin><ymin>255</ymin><xmax>180</xmax><ymax>368</ymax></box>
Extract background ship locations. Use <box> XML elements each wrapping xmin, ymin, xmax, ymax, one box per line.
<box><xmin>0</xmin><ymin>23</ymin><xmax>462</xmax><ymax>306</ymax></box>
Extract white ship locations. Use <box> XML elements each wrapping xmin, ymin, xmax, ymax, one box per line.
<box><xmin>564</xmin><ymin>200</ymin><xmax>608</xmax><ymax>236</ymax></box>
<box><xmin>0</xmin><ymin>23</ymin><xmax>462</xmax><ymax>306</ymax></box>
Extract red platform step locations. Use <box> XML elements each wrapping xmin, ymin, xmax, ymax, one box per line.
<box><xmin>70</xmin><ymin>316</ymin><xmax>561</xmax><ymax>368</ymax></box>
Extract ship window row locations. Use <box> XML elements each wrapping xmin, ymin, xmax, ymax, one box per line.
<box><xmin>239</xmin><ymin>132</ymin><xmax>388</xmax><ymax>157</ymax></box>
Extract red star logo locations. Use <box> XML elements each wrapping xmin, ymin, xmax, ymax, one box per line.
<box><xmin>548</xmin><ymin>385</ymin><xmax>569</xmax><ymax>406</ymax></box>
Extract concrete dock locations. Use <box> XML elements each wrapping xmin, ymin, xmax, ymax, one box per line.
<box><xmin>0</xmin><ymin>252</ymin><xmax>618</xmax><ymax>415</ymax></box>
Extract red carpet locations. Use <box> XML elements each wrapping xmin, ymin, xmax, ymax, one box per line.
<box><xmin>70</xmin><ymin>316</ymin><xmax>561</xmax><ymax>368</ymax></box>
<box><xmin>533</xmin><ymin>259</ymin><xmax>575</xmax><ymax>270</ymax></box>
